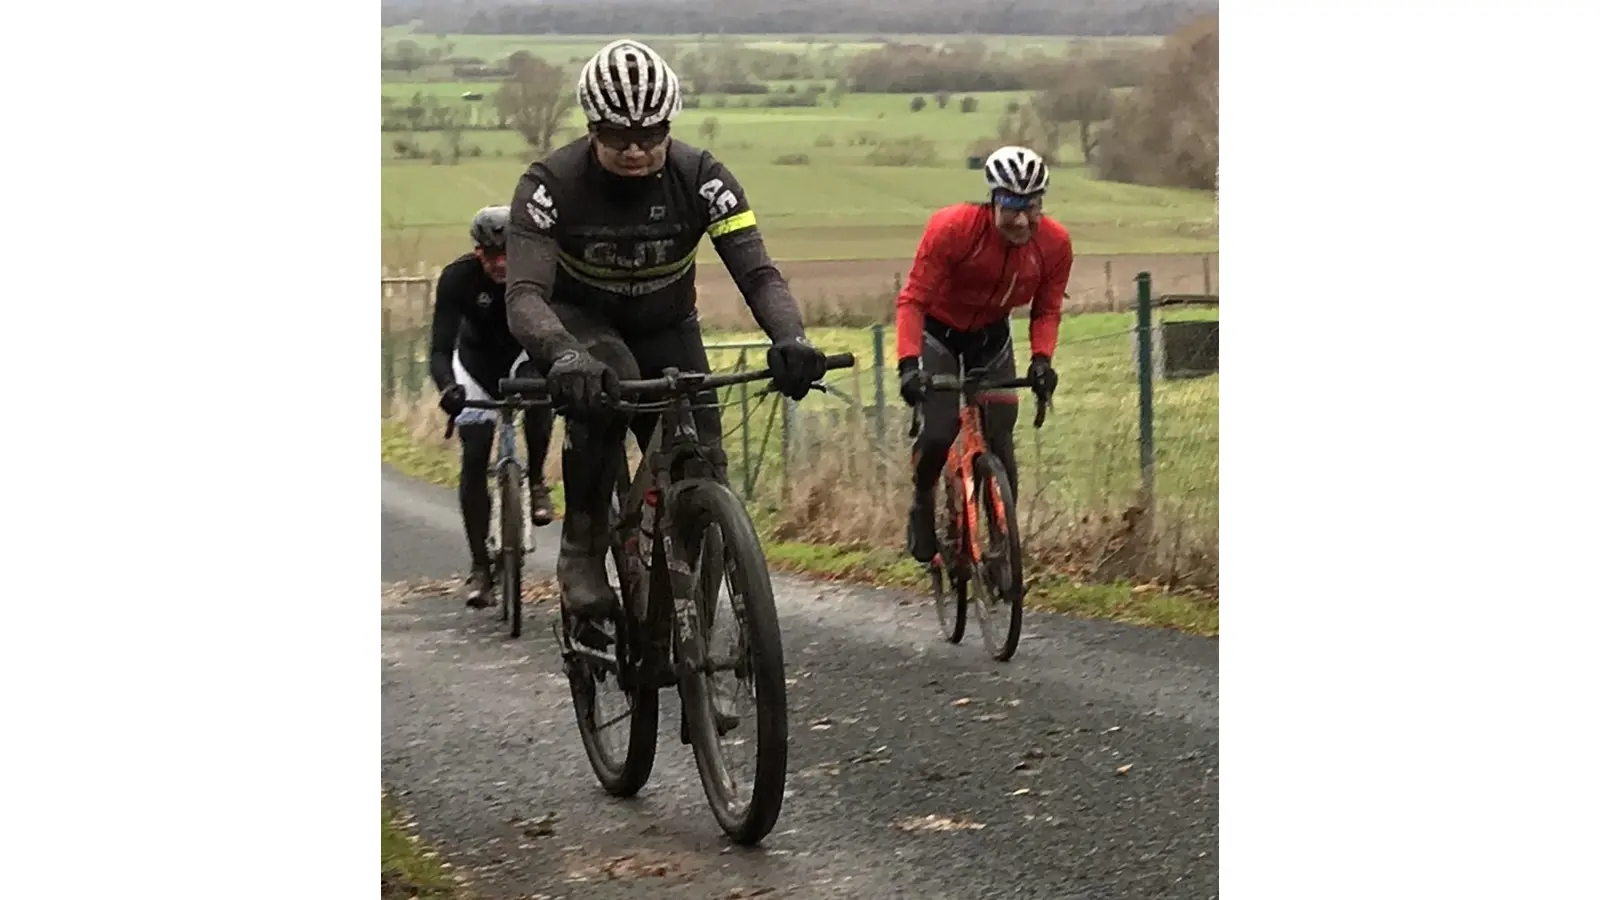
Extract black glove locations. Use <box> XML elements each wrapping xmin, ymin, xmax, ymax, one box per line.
<box><xmin>898</xmin><ymin>357</ymin><xmax>930</xmax><ymax>407</ymax></box>
<box><xmin>546</xmin><ymin>348</ymin><xmax>617</xmax><ymax>415</ymax></box>
<box><xmin>767</xmin><ymin>336</ymin><xmax>828</xmax><ymax>401</ymax></box>
<box><xmin>1027</xmin><ymin>354</ymin><xmax>1058</xmax><ymax>398</ymax></box>
<box><xmin>438</xmin><ymin>383</ymin><xmax>468</xmax><ymax>417</ymax></box>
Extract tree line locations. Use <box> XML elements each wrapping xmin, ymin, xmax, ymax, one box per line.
<box><xmin>383</xmin><ymin>0</ymin><xmax>1217</xmax><ymax>37</ymax></box>
<box><xmin>969</xmin><ymin>15</ymin><xmax>1215</xmax><ymax>191</ymax></box>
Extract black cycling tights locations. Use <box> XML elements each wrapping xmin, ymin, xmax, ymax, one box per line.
<box><xmin>549</xmin><ymin>305</ymin><xmax>726</xmax><ymax>555</ymax></box>
<box><xmin>912</xmin><ymin>318</ymin><xmax>1021</xmax><ymax>500</ymax></box>
<box><xmin>457</xmin><ymin>407</ymin><xmax>554</xmax><ymax>567</ymax></box>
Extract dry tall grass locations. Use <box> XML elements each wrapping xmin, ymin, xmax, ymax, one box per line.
<box><xmin>766</xmin><ymin>393</ymin><xmax>1217</xmax><ymax>592</ymax></box>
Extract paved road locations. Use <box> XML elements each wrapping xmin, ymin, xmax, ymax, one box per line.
<box><xmin>382</xmin><ymin>465</ymin><xmax>1218</xmax><ymax>899</ymax></box>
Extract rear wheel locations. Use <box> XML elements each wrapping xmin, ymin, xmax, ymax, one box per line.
<box><xmin>671</xmin><ymin>480</ymin><xmax>789</xmax><ymax>846</ymax></box>
<box><xmin>498</xmin><ymin>461</ymin><xmax>525</xmax><ymax>638</ymax></box>
<box><xmin>930</xmin><ymin>466</ymin><xmax>967</xmax><ymax>643</ymax></box>
<box><xmin>971</xmin><ymin>454</ymin><xmax>1025</xmax><ymax>662</ymax></box>
<box><xmin>567</xmin><ymin>474</ymin><xmax>659</xmax><ymax>797</ymax></box>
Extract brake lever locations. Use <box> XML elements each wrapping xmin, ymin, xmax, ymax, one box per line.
<box><xmin>1032</xmin><ymin>387</ymin><xmax>1054</xmax><ymax>429</ymax></box>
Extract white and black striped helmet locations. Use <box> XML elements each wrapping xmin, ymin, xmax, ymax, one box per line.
<box><xmin>576</xmin><ymin>39</ymin><xmax>682</xmax><ymax>128</ymax></box>
<box><xmin>984</xmin><ymin>146</ymin><xmax>1050</xmax><ymax>196</ymax></box>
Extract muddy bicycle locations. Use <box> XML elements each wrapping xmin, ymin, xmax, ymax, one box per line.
<box><xmin>445</xmin><ymin>395</ymin><xmax>551</xmax><ymax>639</ymax></box>
<box><xmin>500</xmin><ymin>351</ymin><xmax>854</xmax><ymax>845</ymax></box>
<box><xmin>912</xmin><ymin>365</ymin><xmax>1051</xmax><ymax>662</ymax></box>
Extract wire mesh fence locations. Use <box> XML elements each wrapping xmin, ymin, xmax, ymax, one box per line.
<box><xmin>380</xmin><ymin>269</ymin><xmax>1218</xmax><ymax>589</ymax></box>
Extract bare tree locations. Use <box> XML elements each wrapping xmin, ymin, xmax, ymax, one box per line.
<box><xmin>994</xmin><ymin>103</ymin><xmax>1053</xmax><ymax>159</ymax></box>
<box><xmin>390</xmin><ymin>40</ymin><xmax>427</xmax><ymax>74</ymax></box>
<box><xmin>1092</xmin><ymin>15</ymin><xmax>1217</xmax><ymax>189</ymax></box>
<box><xmin>495</xmin><ymin>52</ymin><xmax>576</xmax><ymax>155</ymax></box>
<box><xmin>1032</xmin><ymin>62</ymin><xmax>1114</xmax><ymax>163</ymax></box>
<box><xmin>442</xmin><ymin>109</ymin><xmax>465</xmax><ymax>165</ymax></box>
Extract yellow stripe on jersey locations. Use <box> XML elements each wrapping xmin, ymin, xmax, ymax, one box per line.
<box><xmin>707</xmin><ymin>210</ymin><xmax>757</xmax><ymax>239</ymax></box>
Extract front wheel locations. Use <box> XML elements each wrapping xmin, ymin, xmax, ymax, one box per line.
<box><xmin>670</xmin><ymin>480</ymin><xmax>789</xmax><ymax>846</ymax></box>
<box><xmin>930</xmin><ymin>466</ymin><xmax>967</xmax><ymax>644</ymax></box>
<box><xmin>498</xmin><ymin>461</ymin><xmax>525</xmax><ymax>638</ymax></box>
<box><xmin>971</xmin><ymin>454</ymin><xmax>1025</xmax><ymax>662</ymax></box>
<box><xmin>567</xmin><ymin>476</ymin><xmax>659</xmax><ymax>797</ymax></box>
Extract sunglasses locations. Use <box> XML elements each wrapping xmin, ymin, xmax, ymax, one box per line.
<box><xmin>993</xmin><ymin>191</ymin><xmax>1044</xmax><ymax>213</ymax></box>
<box><xmin>590</xmin><ymin>124</ymin><xmax>671</xmax><ymax>152</ymax></box>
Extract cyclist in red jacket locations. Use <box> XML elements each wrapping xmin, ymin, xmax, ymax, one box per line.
<box><xmin>896</xmin><ymin>146</ymin><xmax>1072</xmax><ymax>563</ymax></box>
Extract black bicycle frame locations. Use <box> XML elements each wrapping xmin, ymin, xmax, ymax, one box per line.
<box><xmin>500</xmin><ymin>354</ymin><xmax>854</xmax><ymax>675</ymax></box>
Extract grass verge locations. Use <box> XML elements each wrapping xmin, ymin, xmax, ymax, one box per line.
<box><xmin>382</xmin><ymin>794</ymin><xmax>463</xmax><ymax>900</ymax></box>
<box><xmin>381</xmin><ymin>420</ymin><xmax>1217</xmax><ymax>637</ymax></box>
<box><xmin>759</xmin><ymin>536</ymin><xmax>1217</xmax><ymax>636</ymax></box>
<box><xmin>381</xmin><ymin>419</ymin><xmax>567</xmax><ymax>510</ymax></box>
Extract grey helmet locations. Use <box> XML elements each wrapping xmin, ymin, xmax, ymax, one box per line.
<box><xmin>576</xmin><ymin>39</ymin><xmax>682</xmax><ymax>128</ymax></box>
<box><xmin>470</xmin><ymin>205</ymin><xmax>510</xmax><ymax>251</ymax></box>
<box><xmin>983</xmin><ymin>146</ymin><xmax>1050</xmax><ymax>196</ymax></box>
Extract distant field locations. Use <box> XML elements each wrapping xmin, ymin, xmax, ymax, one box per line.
<box><xmin>381</xmin><ymin>91</ymin><xmax>1215</xmax><ymax>264</ymax></box>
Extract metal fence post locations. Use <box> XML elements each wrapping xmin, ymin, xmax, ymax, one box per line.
<box><xmin>1135</xmin><ymin>272</ymin><xmax>1156</xmax><ymax>512</ymax></box>
<box><xmin>871</xmin><ymin>322</ymin><xmax>886</xmax><ymax>472</ymax></box>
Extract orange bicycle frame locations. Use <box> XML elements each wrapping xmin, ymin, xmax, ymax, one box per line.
<box><xmin>938</xmin><ymin>393</ymin><xmax>1012</xmax><ymax>567</ymax></box>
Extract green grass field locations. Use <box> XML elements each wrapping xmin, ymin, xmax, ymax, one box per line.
<box><xmin>381</xmin><ymin>92</ymin><xmax>1216</xmax><ymax>263</ymax></box>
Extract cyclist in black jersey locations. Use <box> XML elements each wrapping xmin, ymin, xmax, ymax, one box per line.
<box><xmin>430</xmin><ymin>206</ymin><xmax>557</xmax><ymax>607</ymax></box>
<box><xmin>504</xmin><ymin>38</ymin><xmax>828</xmax><ymax>632</ymax></box>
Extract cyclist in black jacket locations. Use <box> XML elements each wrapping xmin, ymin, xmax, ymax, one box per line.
<box><xmin>504</xmin><ymin>39</ymin><xmax>827</xmax><ymax>634</ymax></box>
<box><xmin>429</xmin><ymin>206</ymin><xmax>556</xmax><ymax>608</ymax></box>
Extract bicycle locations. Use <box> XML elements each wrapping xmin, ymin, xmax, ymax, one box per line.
<box><xmin>499</xmin><ymin>351</ymin><xmax>854</xmax><ymax>846</ymax></box>
<box><xmin>910</xmin><ymin>365</ymin><xmax>1050</xmax><ymax>662</ymax></box>
<box><xmin>445</xmin><ymin>395</ymin><xmax>551</xmax><ymax>639</ymax></box>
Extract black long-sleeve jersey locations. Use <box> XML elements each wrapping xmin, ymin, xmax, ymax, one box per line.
<box><xmin>427</xmin><ymin>253</ymin><xmax>524</xmax><ymax>395</ymax></box>
<box><xmin>503</xmin><ymin>137</ymin><xmax>806</xmax><ymax>366</ymax></box>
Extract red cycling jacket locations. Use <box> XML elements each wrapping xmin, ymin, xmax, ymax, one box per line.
<box><xmin>895</xmin><ymin>202</ymin><xmax>1073</xmax><ymax>361</ymax></box>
